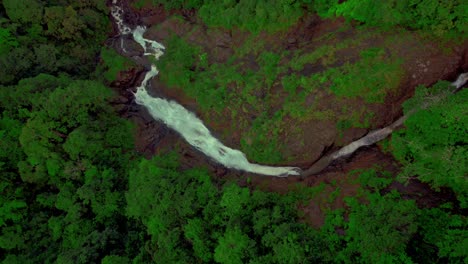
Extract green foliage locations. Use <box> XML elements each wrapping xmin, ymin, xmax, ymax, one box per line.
<box><xmin>392</xmin><ymin>85</ymin><xmax>468</xmax><ymax>207</ymax></box>
<box><xmin>157</xmin><ymin>35</ymin><xmax>202</xmax><ymax>90</ymax></box>
<box><xmin>17</xmin><ymin>79</ymin><xmax>122</xmax><ymax>180</ymax></box>
<box><xmin>101</xmin><ymin>255</ymin><xmax>130</xmax><ymax>264</ymax></box>
<box><xmin>0</xmin><ymin>46</ymin><xmax>35</xmax><ymax>85</ymax></box>
<box><xmin>214</xmin><ymin>227</ymin><xmax>256</xmax><ymax>264</ymax></box>
<box><xmin>0</xmin><ymin>117</ymin><xmax>25</xmax><ymax>170</ymax></box>
<box><xmin>1</xmin><ymin>1</ymin><xmax>466</xmax><ymax>263</ymax></box>
<box><xmin>144</xmin><ymin>0</ymin><xmax>304</xmax><ymax>33</ymax></box>
<box><xmin>351</xmin><ymin>168</ymin><xmax>393</xmax><ymax>191</ymax></box>
<box><xmin>345</xmin><ymin>192</ymin><xmax>418</xmax><ymax>262</ymax></box>
<box><xmin>156</xmin><ymin>32</ymin><xmax>403</xmax><ymax>163</ymax></box>
<box><xmin>240</xmin><ymin>111</ymin><xmax>286</xmax><ymax>164</ymax></box>
<box><xmin>308</xmin><ymin>0</ymin><xmax>339</xmax><ymax>18</ymax></box>
<box><xmin>321</xmin><ymin>192</ymin><xmax>418</xmax><ymax>263</ymax></box>
<box><xmin>97</xmin><ymin>47</ymin><xmax>135</xmax><ymax>82</ymax></box>
<box><xmin>400</xmin><ymin>80</ymin><xmax>452</xmax><ymax>113</ymax></box>
<box><xmin>126</xmin><ymin>154</ymin><xmax>326</xmax><ymax>263</ymax></box>
<box><xmin>233</xmin><ymin>37</ymin><xmax>266</xmax><ymax>59</ymax></box>
<box><xmin>157</xmin><ymin>36</ymin><xmax>289</xmax><ymax>163</ymax></box>
<box><xmin>277</xmin><ymin>43</ymin><xmax>401</xmax><ymax>133</ymax></box>
<box><xmin>414</xmin><ymin>207</ymin><xmax>468</xmax><ymax>263</ymax></box>
<box><xmin>257</xmin><ymin>51</ymin><xmax>282</xmax><ymax>88</ymax></box>
<box><xmin>412</xmin><ymin>0</ymin><xmax>468</xmax><ymax>36</ymax></box>
<box><xmin>0</xmin><ymin>28</ymin><xmax>19</xmax><ymax>55</ymax></box>
<box><xmin>328</xmin><ymin>48</ymin><xmax>403</xmax><ymax>103</ymax></box>
<box><xmin>44</xmin><ymin>6</ymin><xmax>85</xmax><ymax>40</ymax></box>
<box><xmin>3</xmin><ymin>0</ymin><xmax>44</xmax><ymax>24</ymax></box>
<box><xmin>0</xmin><ymin>0</ymin><xmax>110</xmax><ymax>84</ymax></box>
<box><xmin>132</xmin><ymin>0</ymin><xmax>202</xmax><ymax>10</ymax></box>
<box><xmin>199</xmin><ymin>0</ymin><xmax>303</xmax><ymax>33</ymax></box>
<box><xmin>132</xmin><ymin>0</ymin><xmax>149</xmax><ymax>9</ymax></box>
<box><xmin>0</xmin><ymin>73</ymin><xmax>135</xmax><ymax>263</ymax></box>
<box><xmin>330</xmin><ymin>0</ymin><xmax>467</xmax><ymax>36</ymax></box>
<box><xmin>140</xmin><ymin>0</ymin><xmax>468</xmax><ymax>36</ymax></box>
<box><xmin>0</xmin><ymin>184</ymin><xmax>26</xmax><ymax>228</ymax></box>
<box><xmin>334</xmin><ymin>0</ymin><xmax>412</xmax><ymax>28</ymax></box>
<box><xmin>288</xmin><ymin>39</ymin><xmax>356</xmax><ymax>71</ymax></box>
<box><xmin>0</xmin><ymin>74</ymin><xmax>69</xmax><ymax>120</ymax></box>
<box><xmin>281</xmin><ymin>74</ymin><xmax>300</xmax><ymax>95</ymax></box>
<box><xmin>33</xmin><ymin>44</ymin><xmax>59</xmax><ymax>73</ymax></box>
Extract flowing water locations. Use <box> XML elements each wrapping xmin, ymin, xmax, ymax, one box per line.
<box><xmin>111</xmin><ymin>2</ymin><xmax>300</xmax><ymax>177</ymax></box>
<box><xmin>111</xmin><ymin>2</ymin><xmax>467</xmax><ymax>177</ymax></box>
<box><xmin>302</xmin><ymin>74</ymin><xmax>467</xmax><ymax>176</ymax></box>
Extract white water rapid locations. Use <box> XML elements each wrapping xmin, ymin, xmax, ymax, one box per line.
<box><xmin>452</xmin><ymin>72</ymin><xmax>468</xmax><ymax>92</ymax></box>
<box><xmin>111</xmin><ymin>3</ymin><xmax>300</xmax><ymax>177</ymax></box>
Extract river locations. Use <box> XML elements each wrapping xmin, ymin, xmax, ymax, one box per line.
<box><xmin>110</xmin><ymin>1</ymin><xmax>467</xmax><ymax>177</ymax></box>
<box><xmin>111</xmin><ymin>2</ymin><xmax>301</xmax><ymax>177</ymax></box>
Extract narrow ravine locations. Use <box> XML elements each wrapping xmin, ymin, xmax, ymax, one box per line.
<box><xmin>111</xmin><ymin>2</ymin><xmax>301</xmax><ymax>177</ymax></box>
<box><xmin>301</xmin><ymin>72</ymin><xmax>467</xmax><ymax>176</ymax></box>
<box><xmin>111</xmin><ymin>1</ymin><xmax>467</xmax><ymax>178</ymax></box>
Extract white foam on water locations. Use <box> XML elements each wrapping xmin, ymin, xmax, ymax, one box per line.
<box><xmin>452</xmin><ymin>72</ymin><xmax>468</xmax><ymax>89</ymax></box>
<box><xmin>112</xmin><ymin>5</ymin><xmax>300</xmax><ymax>177</ymax></box>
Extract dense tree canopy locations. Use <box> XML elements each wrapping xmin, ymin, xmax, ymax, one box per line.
<box><xmin>392</xmin><ymin>82</ymin><xmax>468</xmax><ymax>207</ymax></box>
<box><xmin>126</xmin><ymin>154</ymin><xmax>327</xmax><ymax>263</ymax></box>
<box><xmin>0</xmin><ymin>0</ymin><xmax>110</xmax><ymax>85</ymax></box>
<box><xmin>1</xmin><ymin>0</ymin><xmax>467</xmax><ymax>263</ymax></box>
<box><xmin>138</xmin><ymin>0</ymin><xmax>467</xmax><ymax>36</ymax></box>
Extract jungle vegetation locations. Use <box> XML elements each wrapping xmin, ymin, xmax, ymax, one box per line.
<box><xmin>1</xmin><ymin>0</ymin><xmax>467</xmax><ymax>263</ymax></box>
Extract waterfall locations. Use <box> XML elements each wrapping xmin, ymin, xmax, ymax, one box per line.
<box><xmin>111</xmin><ymin>2</ymin><xmax>300</xmax><ymax>177</ymax></box>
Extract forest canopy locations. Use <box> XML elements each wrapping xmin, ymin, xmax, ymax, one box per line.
<box><xmin>1</xmin><ymin>0</ymin><xmax>467</xmax><ymax>263</ymax></box>
<box><xmin>137</xmin><ymin>0</ymin><xmax>467</xmax><ymax>35</ymax></box>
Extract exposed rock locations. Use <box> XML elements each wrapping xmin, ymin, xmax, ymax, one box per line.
<box><xmin>336</xmin><ymin>127</ymin><xmax>368</xmax><ymax>146</ymax></box>
<box><xmin>145</xmin><ymin>16</ymin><xmax>193</xmax><ymax>43</ymax></box>
<box><xmin>111</xmin><ymin>66</ymin><xmax>145</xmax><ymax>90</ymax></box>
<box><xmin>215</xmin><ymin>32</ymin><xmax>232</xmax><ymax>47</ymax></box>
<box><xmin>117</xmin><ymin>95</ymin><xmax>129</xmax><ymax>104</ymax></box>
<box><xmin>407</xmin><ymin>55</ymin><xmax>461</xmax><ymax>88</ymax></box>
<box><xmin>461</xmin><ymin>43</ymin><xmax>468</xmax><ymax>71</ymax></box>
<box><xmin>113</xmin><ymin>104</ymin><xmax>127</xmax><ymax>113</ymax></box>
<box><xmin>109</xmin><ymin>0</ymin><xmax>466</xmax><ymax>179</ymax></box>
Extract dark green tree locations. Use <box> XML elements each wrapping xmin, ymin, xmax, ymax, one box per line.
<box><xmin>2</xmin><ymin>0</ymin><xmax>44</xmax><ymax>24</ymax></box>
<box><xmin>410</xmin><ymin>206</ymin><xmax>468</xmax><ymax>263</ymax></box>
<box><xmin>321</xmin><ymin>191</ymin><xmax>418</xmax><ymax>263</ymax></box>
<box><xmin>392</xmin><ymin>84</ymin><xmax>468</xmax><ymax>207</ymax></box>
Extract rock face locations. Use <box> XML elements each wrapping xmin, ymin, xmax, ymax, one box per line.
<box><xmin>406</xmin><ymin>53</ymin><xmax>462</xmax><ymax>88</ymax></box>
<box><xmin>108</xmin><ymin>2</ymin><xmax>466</xmax><ymax>176</ymax></box>
<box><xmin>112</xmin><ymin>67</ymin><xmax>145</xmax><ymax>89</ymax></box>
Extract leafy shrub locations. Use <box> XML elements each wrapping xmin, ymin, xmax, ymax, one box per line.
<box><xmin>391</xmin><ymin>85</ymin><xmax>468</xmax><ymax>207</ymax></box>
<box><xmin>126</xmin><ymin>154</ymin><xmax>326</xmax><ymax>263</ymax></box>
<box><xmin>199</xmin><ymin>0</ymin><xmax>303</xmax><ymax>33</ymax></box>
<box><xmin>328</xmin><ymin>48</ymin><xmax>403</xmax><ymax>103</ymax></box>
<box><xmin>321</xmin><ymin>192</ymin><xmax>418</xmax><ymax>263</ymax></box>
<box><xmin>332</xmin><ymin>0</ymin><xmax>467</xmax><ymax>36</ymax></box>
<box><xmin>98</xmin><ymin>47</ymin><xmax>135</xmax><ymax>82</ymax></box>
